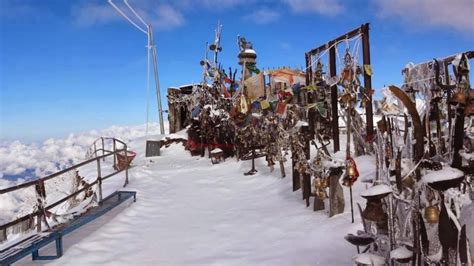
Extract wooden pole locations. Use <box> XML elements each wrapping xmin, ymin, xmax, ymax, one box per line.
<box><xmin>361</xmin><ymin>23</ymin><xmax>374</xmax><ymax>141</ymax></box>
<box><xmin>329</xmin><ymin>43</ymin><xmax>340</xmax><ymax>152</ymax></box>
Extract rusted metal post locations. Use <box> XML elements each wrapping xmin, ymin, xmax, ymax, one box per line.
<box><xmin>97</xmin><ymin>158</ymin><xmax>103</xmax><ymax>202</ymax></box>
<box><xmin>329</xmin><ymin>43</ymin><xmax>340</xmax><ymax>152</ymax></box>
<box><xmin>124</xmin><ymin>145</ymin><xmax>129</xmax><ymax>187</ymax></box>
<box><xmin>361</xmin><ymin>23</ymin><xmax>374</xmax><ymax>141</ymax></box>
<box><xmin>305</xmin><ymin>53</ymin><xmax>311</xmax><ymax>86</ymax></box>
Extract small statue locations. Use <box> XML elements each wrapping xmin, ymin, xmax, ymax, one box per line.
<box><xmin>237</xmin><ymin>35</ymin><xmax>253</xmax><ymax>52</ymax></box>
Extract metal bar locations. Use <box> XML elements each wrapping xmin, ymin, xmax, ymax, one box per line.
<box><xmin>307</xmin><ymin>26</ymin><xmax>362</xmax><ymax>56</ymax></box>
<box><xmin>97</xmin><ymin>159</ymin><xmax>102</xmax><ymax>202</ymax></box>
<box><xmin>329</xmin><ymin>44</ymin><xmax>340</xmax><ymax>152</ymax></box>
<box><xmin>101</xmin><ymin>137</ymin><xmax>105</xmax><ymax>161</ymax></box>
<box><xmin>0</xmin><ymin>150</ymin><xmax>120</xmax><ymax>195</ymax></box>
<box><xmin>0</xmin><ymin>180</ymin><xmax>99</xmax><ymax>231</ymax></box>
<box><xmin>124</xmin><ymin>145</ymin><xmax>129</xmax><ymax>187</ymax></box>
<box><xmin>361</xmin><ymin>23</ymin><xmax>374</xmax><ymax>140</ymax></box>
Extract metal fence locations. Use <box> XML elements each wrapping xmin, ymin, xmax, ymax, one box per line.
<box><xmin>0</xmin><ymin>138</ymin><xmax>130</xmax><ymax>243</ymax></box>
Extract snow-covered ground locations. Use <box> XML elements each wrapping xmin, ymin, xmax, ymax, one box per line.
<box><xmin>2</xmin><ymin>127</ymin><xmax>380</xmax><ymax>265</ymax></box>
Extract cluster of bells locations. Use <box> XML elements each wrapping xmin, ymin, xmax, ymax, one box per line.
<box><xmin>313</xmin><ymin>177</ymin><xmax>329</xmax><ymax>200</ymax></box>
<box><xmin>450</xmin><ymin>88</ymin><xmax>474</xmax><ymax>116</ymax></box>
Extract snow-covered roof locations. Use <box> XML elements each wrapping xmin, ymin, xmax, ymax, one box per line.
<box><xmin>360</xmin><ymin>184</ymin><xmax>392</xmax><ymax>197</ymax></box>
<box><xmin>421</xmin><ymin>166</ymin><xmax>464</xmax><ymax>184</ymax></box>
<box><xmin>244</xmin><ymin>49</ymin><xmax>256</xmax><ymax>54</ymax></box>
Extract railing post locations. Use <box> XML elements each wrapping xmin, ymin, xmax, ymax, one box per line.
<box><xmin>36</xmin><ymin>214</ymin><xmax>42</xmax><ymax>233</ymax></box>
<box><xmin>113</xmin><ymin>139</ymin><xmax>117</xmax><ymax>168</ymax></box>
<box><xmin>94</xmin><ymin>142</ymin><xmax>97</xmax><ymax>158</ymax></box>
<box><xmin>124</xmin><ymin>145</ymin><xmax>129</xmax><ymax>187</ymax></box>
<box><xmin>101</xmin><ymin>137</ymin><xmax>105</xmax><ymax>161</ymax></box>
<box><xmin>96</xmin><ymin>158</ymin><xmax>103</xmax><ymax>202</ymax></box>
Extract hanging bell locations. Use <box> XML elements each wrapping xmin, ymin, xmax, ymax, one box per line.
<box><xmin>321</xmin><ymin>177</ymin><xmax>329</xmax><ymax>188</ymax></box>
<box><xmin>449</xmin><ymin>90</ymin><xmax>466</xmax><ymax>105</ymax></box>
<box><xmin>424</xmin><ymin>205</ymin><xmax>439</xmax><ymax>224</ymax></box>
<box><xmin>313</xmin><ymin>178</ymin><xmax>322</xmax><ymax>190</ymax></box>
<box><xmin>316</xmin><ymin>189</ymin><xmax>327</xmax><ymax>200</ymax></box>
<box><xmin>347</xmin><ymin>164</ymin><xmax>356</xmax><ymax>178</ymax></box>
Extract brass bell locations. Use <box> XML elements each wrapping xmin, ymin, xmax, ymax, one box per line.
<box><xmin>313</xmin><ymin>178</ymin><xmax>322</xmax><ymax>189</ymax></box>
<box><xmin>450</xmin><ymin>90</ymin><xmax>466</xmax><ymax>105</ymax></box>
<box><xmin>317</xmin><ymin>189</ymin><xmax>327</xmax><ymax>200</ymax></box>
<box><xmin>424</xmin><ymin>205</ymin><xmax>439</xmax><ymax>224</ymax></box>
<box><xmin>347</xmin><ymin>164</ymin><xmax>356</xmax><ymax>178</ymax></box>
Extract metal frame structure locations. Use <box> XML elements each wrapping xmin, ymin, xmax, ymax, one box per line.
<box><xmin>305</xmin><ymin>23</ymin><xmax>374</xmax><ymax>152</ymax></box>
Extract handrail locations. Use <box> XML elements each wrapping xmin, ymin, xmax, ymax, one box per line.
<box><xmin>0</xmin><ymin>150</ymin><xmax>118</xmax><ymax>195</ymax></box>
<box><xmin>0</xmin><ymin>137</ymin><xmax>132</xmax><ymax>240</ymax></box>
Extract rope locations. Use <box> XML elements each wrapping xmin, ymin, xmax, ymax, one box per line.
<box><xmin>108</xmin><ymin>0</ymin><xmax>147</xmax><ymax>34</ymax></box>
<box><xmin>123</xmin><ymin>0</ymin><xmax>148</xmax><ymax>28</ymax></box>
<box><xmin>306</xmin><ymin>33</ymin><xmax>363</xmax><ymax>72</ymax></box>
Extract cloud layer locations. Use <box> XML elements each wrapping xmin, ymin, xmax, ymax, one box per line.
<box><xmin>283</xmin><ymin>0</ymin><xmax>345</xmax><ymax>16</ymax></box>
<box><xmin>243</xmin><ymin>8</ymin><xmax>281</xmax><ymax>24</ymax></box>
<box><xmin>373</xmin><ymin>0</ymin><xmax>474</xmax><ymax>35</ymax></box>
<box><xmin>0</xmin><ymin>123</ymin><xmax>163</xmax><ymax>181</ymax></box>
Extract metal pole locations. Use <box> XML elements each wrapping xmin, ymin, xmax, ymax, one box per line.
<box><xmin>146</xmin><ymin>26</ymin><xmax>151</xmax><ymax>136</ymax></box>
<box><xmin>361</xmin><ymin>23</ymin><xmax>374</xmax><ymax>140</ymax></box>
<box><xmin>124</xmin><ymin>145</ymin><xmax>129</xmax><ymax>187</ymax></box>
<box><xmin>349</xmin><ymin>186</ymin><xmax>354</xmax><ymax>223</ymax></box>
<box><xmin>97</xmin><ymin>158</ymin><xmax>102</xmax><ymax>202</ymax></box>
<box><xmin>149</xmin><ymin>27</ymin><xmax>165</xmax><ymax>135</ymax></box>
<box><xmin>329</xmin><ymin>43</ymin><xmax>340</xmax><ymax>152</ymax></box>
<box><xmin>101</xmin><ymin>137</ymin><xmax>105</xmax><ymax>161</ymax></box>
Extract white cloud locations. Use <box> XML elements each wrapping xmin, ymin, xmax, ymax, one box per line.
<box><xmin>283</xmin><ymin>0</ymin><xmax>344</xmax><ymax>16</ymax></box>
<box><xmin>149</xmin><ymin>4</ymin><xmax>185</xmax><ymax>31</ymax></box>
<box><xmin>0</xmin><ymin>0</ymin><xmax>54</xmax><ymax>21</ymax></box>
<box><xmin>72</xmin><ymin>2</ymin><xmax>185</xmax><ymax>31</ymax></box>
<box><xmin>243</xmin><ymin>8</ymin><xmax>280</xmax><ymax>24</ymax></box>
<box><xmin>72</xmin><ymin>3</ymin><xmax>120</xmax><ymax>27</ymax></box>
<box><xmin>0</xmin><ymin>123</ymin><xmax>163</xmax><ymax>180</ymax></box>
<box><xmin>373</xmin><ymin>0</ymin><xmax>474</xmax><ymax>35</ymax></box>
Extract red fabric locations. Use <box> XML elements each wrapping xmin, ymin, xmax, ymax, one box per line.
<box><xmin>276</xmin><ymin>102</ymin><xmax>287</xmax><ymax>116</ymax></box>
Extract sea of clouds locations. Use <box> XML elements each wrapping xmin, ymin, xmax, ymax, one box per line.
<box><xmin>0</xmin><ymin>123</ymin><xmax>163</xmax><ymax>184</ymax></box>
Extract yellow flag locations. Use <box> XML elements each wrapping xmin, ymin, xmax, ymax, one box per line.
<box><xmin>364</xmin><ymin>65</ymin><xmax>373</xmax><ymax>76</ymax></box>
<box><xmin>260</xmin><ymin>100</ymin><xmax>270</xmax><ymax>109</ymax></box>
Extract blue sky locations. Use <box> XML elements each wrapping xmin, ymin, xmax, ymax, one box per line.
<box><xmin>1</xmin><ymin>0</ymin><xmax>473</xmax><ymax>142</ymax></box>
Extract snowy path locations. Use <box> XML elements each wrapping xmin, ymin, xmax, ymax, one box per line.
<box><xmin>17</xmin><ymin>136</ymin><xmax>371</xmax><ymax>265</ymax></box>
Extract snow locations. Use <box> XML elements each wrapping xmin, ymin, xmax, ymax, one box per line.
<box><xmin>360</xmin><ymin>184</ymin><xmax>392</xmax><ymax>197</ymax></box>
<box><xmin>0</xmin><ymin>130</ymin><xmax>379</xmax><ymax>265</ymax></box>
<box><xmin>421</xmin><ymin>166</ymin><xmax>464</xmax><ymax>184</ymax></box>
<box><xmin>352</xmin><ymin>253</ymin><xmax>385</xmax><ymax>265</ymax></box>
<box><xmin>390</xmin><ymin>246</ymin><xmax>412</xmax><ymax>259</ymax></box>
<box><xmin>210</xmin><ymin>148</ymin><xmax>223</xmax><ymax>153</ymax></box>
<box><xmin>243</xmin><ymin>49</ymin><xmax>256</xmax><ymax>54</ymax></box>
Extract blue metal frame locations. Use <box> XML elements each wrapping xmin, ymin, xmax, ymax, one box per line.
<box><xmin>0</xmin><ymin>191</ymin><xmax>136</xmax><ymax>266</ymax></box>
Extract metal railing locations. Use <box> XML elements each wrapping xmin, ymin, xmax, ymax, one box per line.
<box><xmin>0</xmin><ymin>138</ymin><xmax>130</xmax><ymax>242</ymax></box>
